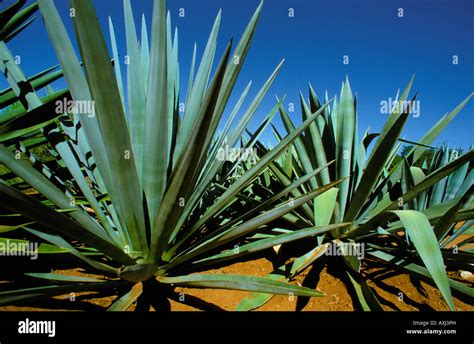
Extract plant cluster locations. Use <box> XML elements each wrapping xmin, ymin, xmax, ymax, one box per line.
<box><xmin>0</xmin><ymin>0</ymin><xmax>472</xmax><ymax>311</ymax></box>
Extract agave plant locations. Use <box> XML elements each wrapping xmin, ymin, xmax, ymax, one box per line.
<box><xmin>0</xmin><ymin>0</ymin><xmax>67</xmax><ymax>143</ymax></box>
<box><xmin>0</xmin><ymin>0</ymin><xmax>352</xmax><ymax>310</ymax></box>
<box><xmin>233</xmin><ymin>78</ymin><xmax>473</xmax><ymax>311</ymax></box>
<box><xmin>391</xmin><ymin>145</ymin><xmax>474</xmax><ymax>267</ymax></box>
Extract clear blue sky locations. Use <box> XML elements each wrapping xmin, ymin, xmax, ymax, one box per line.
<box><xmin>2</xmin><ymin>0</ymin><xmax>473</xmax><ymax>149</ymax></box>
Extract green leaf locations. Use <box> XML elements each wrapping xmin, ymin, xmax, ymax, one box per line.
<box><xmin>226</xmin><ymin>60</ymin><xmax>284</xmax><ymax>152</ymax></box>
<box><xmin>413</xmin><ymin>93</ymin><xmax>473</xmax><ymax>163</ymax></box>
<box><xmin>443</xmin><ymin>219</ymin><xmax>474</xmax><ymax>248</ymax></box>
<box><xmin>346</xmin><ymin>270</ymin><xmax>383</xmax><ymax>311</ymax></box>
<box><xmin>290</xmin><ymin>243</ymin><xmax>330</xmax><ymax>277</ymax></box>
<box><xmin>147</xmin><ymin>35</ymin><xmax>233</xmax><ymax>262</ymax></box>
<box><xmin>166</xmin><ymin>14</ymin><xmax>179</xmax><ymax>160</ymax></box>
<box><xmin>371</xmin><ymin>76</ymin><xmax>414</xmax><ymax>156</ymax></box>
<box><xmin>0</xmin><ymin>2</ymin><xmax>38</xmax><ymax>41</ymax></box>
<box><xmin>45</xmin><ymin>124</ymin><xmax>120</xmax><ymax>243</ymax></box>
<box><xmin>0</xmin><ymin>281</ymin><xmax>127</xmax><ymax>306</ymax></box>
<box><xmin>301</xmin><ymin>90</ymin><xmax>330</xmax><ymax>185</ymax></box>
<box><xmin>336</xmin><ymin>78</ymin><xmax>355</xmax><ymax>216</ymax></box>
<box><xmin>143</xmin><ymin>0</ymin><xmax>169</xmax><ymax>225</ymax></box>
<box><xmin>71</xmin><ymin>0</ymin><xmax>147</xmax><ymax>256</ymax></box>
<box><xmin>208</xmin><ymin>0</ymin><xmax>264</xmax><ymax>151</ymax></box>
<box><xmin>236</xmin><ymin>272</ymin><xmax>285</xmax><ymax>311</ymax></box>
<box><xmin>0</xmin><ymin>182</ymin><xmax>133</xmax><ymax>266</ymax></box>
<box><xmin>0</xmin><ymin>89</ymin><xmax>69</xmax><ymax>142</ymax></box>
<box><xmin>0</xmin><ymin>65</ymin><xmax>62</xmax><ymax>109</ymax></box>
<box><xmin>38</xmin><ymin>0</ymin><xmax>131</xmax><ymax>250</ymax></box>
<box><xmin>344</xmin><ymin>94</ymin><xmax>415</xmax><ymax>221</ymax></box>
<box><xmin>443</xmin><ymin>159</ymin><xmax>469</xmax><ymax>201</ymax></box>
<box><xmin>185</xmin><ymin>43</ymin><xmax>197</xmax><ymax>105</ymax></box>
<box><xmin>108</xmin><ymin>17</ymin><xmax>125</xmax><ymax>111</ymax></box>
<box><xmin>0</xmin><ymin>41</ymin><xmax>39</xmax><ymax>109</ymax></box>
<box><xmin>163</xmin><ymin>1</ymin><xmax>271</xmax><ymax>252</ymax></box>
<box><xmin>279</xmin><ymin>101</ymin><xmax>317</xmax><ymax>190</ymax></box>
<box><xmin>25</xmin><ymin>227</ymin><xmax>119</xmax><ymax>275</ymax></box>
<box><xmin>0</xmin><ymin>222</ymin><xmax>34</xmax><ymax>233</ymax></box>
<box><xmin>0</xmin><ymin>145</ymin><xmax>104</xmax><ymax>236</ymax></box>
<box><xmin>167</xmin><ymin>179</ymin><xmax>345</xmax><ymax>268</ymax></box>
<box><xmin>401</xmin><ymin>155</ymin><xmax>418</xmax><ymax>210</ymax></box>
<box><xmin>213</xmin><ymin>81</ymin><xmax>252</xmax><ymax>155</ymax></box>
<box><xmin>314</xmin><ymin>187</ymin><xmax>338</xmax><ymax>226</ymax></box>
<box><xmin>409</xmin><ymin>166</ymin><xmax>426</xmax><ymax>185</ymax></box>
<box><xmin>0</xmin><ymin>237</ymin><xmax>70</xmax><ymax>254</ymax></box>
<box><xmin>176</xmin><ymin>100</ymin><xmax>332</xmax><ymax>251</ymax></box>
<box><xmin>433</xmin><ymin>188</ymin><xmax>473</xmax><ymax>241</ymax></box>
<box><xmin>430</xmin><ymin>147</ymin><xmax>450</xmax><ymax>205</ymax></box>
<box><xmin>25</xmin><ymin>273</ymin><xmax>107</xmax><ymax>283</ymax></box>
<box><xmin>192</xmin><ymin>223</ymin><xmax>349</xmax><ymax>267</ymax></box>
<box><xmin>266</xmin><ymin>160</ymin><xmax>314</xmax><ymax>221</ymax></box>
<box><xmin>219</xmin><ymin>161</ymin><xmax>334</xmax><ymax>235</ymax></box>
<box><xmin>391</xmin><ymin>210</ymin><xmax>454</xmax><ymax>311</ymax></box>
<box><xmin>174</xmin><ymin>10</ymin><xmax>221</xmax><ymax>162</ymax></box>
<box><xmin>141</xmin><ymin>14</ymin><xmax>150</xmax><ymax>88</ymax></box>
<box><xmin>386</xmin><ymin>200</ymin><xmax>474</xmax><ymax>232</ymax></box>
<box><xmin>351</xmin><ymin>149</ymin><xmax>474</xmax><ymax>236</ymax></box>
<box><xmin>157</xmin><ymin>274</ymin><xmax>324</xmax><ymax>297</ymax></box>
<box><xmin>124</xmin><ymin>0</ymin><xmax>146</xmax><ymax>185</ymax></box>
<box><xmin>387</xmin><ymin>92</ymin><xmax>472</xmax><ymax>185</ymax></box>
<box><xmin>107</xmin><ymin>283</ymin><xmax>143</xmax><ymax>311</ymax></box>
<box><xmin>0</xmin><ymin>0</ymin><xmax>28</xmax><ymax>32</ymax></box>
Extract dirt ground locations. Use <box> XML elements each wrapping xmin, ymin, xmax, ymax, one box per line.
<box><xmin>0</xmin><ymin>255</ymin><xmax>472</xmax><ymax>312</ymax></box>
<box><xmin>0</xmin><ymin>230</ymin><xmax>472</xmax><ymax>312</ymax></box>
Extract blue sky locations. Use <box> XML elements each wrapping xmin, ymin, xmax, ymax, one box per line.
<box><xmin>2</xmin><ymin>0</ymin><xmax>473</xmax><ymax>149</ymax></box>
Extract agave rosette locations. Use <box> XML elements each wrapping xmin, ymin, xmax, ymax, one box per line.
<box><xmin>0</xmin><ymin>0</ymin><xmax>344</xmax><ymax>310</ymax></box>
